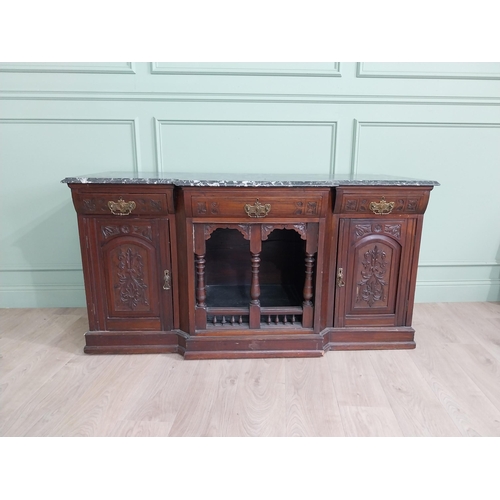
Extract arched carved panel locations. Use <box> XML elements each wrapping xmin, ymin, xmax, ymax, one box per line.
<box><xmin>349</xmin><ymin>235</ymin><xmax>402</xmax><ymax>313</ymax></box>
<box><xmin>102</xmin><ymin>238</ymin><xmax>159</xmax><ymax>316</ymax></box>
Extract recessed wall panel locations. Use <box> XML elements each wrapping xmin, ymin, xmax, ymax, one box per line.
<box><xmin>151</xmin><ymin>62</ymin><xmax>341</xmax><ymax>76</ymax></box>
<box><xmin>353</xmin><ymin>122</ymin><xmax>500</xmax><ymax>271</ymax></box>
<box><xmin>358</xmin><ymin>62</ymin><xmax>500</xmax><ymax>79</ymax></box>
<box><xmin>0</xmin><ymin>62</ymin><xmax>135</xmax><ymax>73</ymax></box>
<box><xmin>0</xmin><ymin>119</ymin><xmax>139</xmax><ymax>273</ymax></box>
<box><xmin>156</xmin><ymin>120</ymin><xmax>336</xmax><ymax>175</ymax></box>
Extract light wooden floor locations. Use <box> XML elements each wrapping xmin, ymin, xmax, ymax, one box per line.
<box><xmin>1</xmin><ymin>302</ymin><xmax>500</xmax><ymax>437</ymax></box>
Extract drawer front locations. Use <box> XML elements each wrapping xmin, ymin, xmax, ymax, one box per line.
<box><xmin>72</xmin><ymin>189</ymin><xmax>173</xmax><ymax>216</ymax></box>
<box><xmin>187</xmin><ymin>189</ymin><xmax>328</xmax><ymax>219</ymax></box>
<box><xmin>334</xmin><ymin>187</ymin><xmax>431</xmax><ymax>215</ymax></box>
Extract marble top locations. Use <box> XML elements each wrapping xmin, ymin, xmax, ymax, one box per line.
<box><xmin>61</xmin><ymin>171</ymin><xmax>440</xmax><ymax>187</ymax></box>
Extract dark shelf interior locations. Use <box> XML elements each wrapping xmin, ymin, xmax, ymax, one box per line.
<box><xmin>204</xmin><ymin>227</ymin><xmax>310</xmax><ymax>309</ymax></box>
<box><xmin>205</xmin><ymin>284</ymin><xmax>303</xmax><ymax>308</ymax></box>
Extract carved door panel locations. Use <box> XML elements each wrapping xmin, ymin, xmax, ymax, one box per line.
<box><xmin>335</xmin><ymin>219</ymin><xmax>412</xmax><ymax>327</ymax></box>
<box><xmin>92</xmin><ymin>219</ymin><xmax>173</xmax><ymax>331</ymax></box>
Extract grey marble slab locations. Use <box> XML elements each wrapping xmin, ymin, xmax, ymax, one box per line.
<box><xmin>61</xmin><ymin>171</ymin><xmax>440</xmax><ymax>187</ymax></box>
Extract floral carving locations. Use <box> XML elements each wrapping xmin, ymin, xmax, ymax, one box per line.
<box><xmin>395</xmin><ymin>199</ymin><xmax>406</xmax><ymax>212</ymax></box>
<box><xmin>356</xmin><ymin>245</ymin><xmax>387</xmax><ymax>307</ymax></box>
<box><xmin>150</xmin><ymin>199</ymin><xmax>163</xmax><ymax>211</ymax></box>
<box><xmin>293</xmin><ymin>200</ymin><xmax>319</xmax><ymax>215</ymax></box>
<box><xmin>345</xmin><ymin>199</ymin><xmax>358</xmax><ymax>211</ymax></box>
<box><xmin>102</xmin><ymin>225</ymin><xmax>153</xmax><ymax>241</ymax></box>
<box><xmin>354</xmin><ymin>223</ymin><xmax>401</xmax><ymax>240</ymax></box>
<box><xmin>359</xmin><ymin>199</ymin><xmax>369</xmax><ymax>211</ymax></box>
<box><xmin>82</xmin><ymin>198</ymin><xmax>96</xmax><ymax>211</ymax></box>
<box><xmin>306</xmin><ymin>202</ymin><xmax>318</xmax><ymax>215</ymax></box>
<box><xmin>294</xmin><ymin>201</ymin><xmax>304</xmax><ymax>215</ymax></box>
<box><xmin>384</xmin><ymin>224</ymin><xmax>401</xmax><ymax>239</ymax></box>
<box><xmin>102</xmin><ymin>225</ymin><xmax>121</xmax><ymax>239</ymax></box>
<box><xmin>354</xmin><ymin>224</ymin><xmax>372</xmax><ymax>238</ymax></box>
<box><xmin>115</xmin><ymin>248</ymin><xmax>149</xmax><ymax>310</ymax></box>
<box><xmin>407</xmin><ymin>199</ymin><xmax>418</xmax><ymax>211</ymax></box>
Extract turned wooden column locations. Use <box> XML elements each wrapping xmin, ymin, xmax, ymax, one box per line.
<box><xmin>302</xmin><ymin>223</ymin><xmax>319</xmax><ymax>328</ymax></box>
<box><xmin>249</xmin><ymin>225</ymin><xmax>262</xmax><ymax>328</ymax></box>
<box><xmin>194</xmin><ymin>224</ymin><xmax>207</xmax><ymax>329</ymax></box>
<box><xmin>303</xmin><ymin>253</ymin><xmax>315</xmax><ymax>304</ymax></box>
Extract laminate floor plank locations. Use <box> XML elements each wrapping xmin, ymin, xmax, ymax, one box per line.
<box><xmin>227</xmin><ymin>358</ymin><xmax>286</xmax><ymax>437</ymax></box>
<box><xmin>409</xmin><ymin>343</ymin><xmax>500</xmax><ymax>436</ymax></box>
<box><xmin>369</xmin><ymin>351</ymin><xmax>461</xmax><ymax>436</ymax></box>
<box><xmin>167</xmin><ymin>359</ymin><xmax>242</xmax><ymax>437</ymax></box>
<box><xmin>1</xmin><ymin>354</ymin><xmax>130</xmax><ymax>436</ymax></box>
<box><xmin>445</xmin><ymin>343</ymin><xmax>500</xmax><ymax>413</ymax></box>
<box><xmin>0</xmin><ymin>308</ymin><xmax>81</xmax><ymax>359</ymax></box>
<box><xmin>285</xmin><ymin>357</ymin><xmax>344</xmax><ymax>437</ymax></box>
<box><xmin>327</xmin><ymin>351</ymin><xmax>393</xmax><ymax>408</ymax></box>
<box><xmin>1</xmin><ymin>303</ymin><xmax>500</xmax><ymax>437</ymax></box>
<box><xmin>412</xmin><ymin>303</ymin><xmax>481</xmax><ymax>346</ymax></box>
<box><xmin>339</xmin><ymin>406</ymin><xmax>404</xmax><ymax>437</ymax></box>
<box><xmin>113</xmin><ymin>354</ymin><xmax>200</xmax><ymax>435</ymax></box>
<box><xmin>0</xmin><ymin>309</ymin><xmax>50</xmax><ymax>342</ymax></box>
<box><xmin>0</xmin><ymin>317</ymin><xmax>86</xmax><ymax>423</ymax></box>
<box><xmin>446</xmin><ymin>309</ymin><xmax>500</xmax><ymax>364</ymax></box>
<box><xmin>469</xmin><ymin>318</ymin><xmax>500</xmax><ymax>364</ymax></box>
<box><xmin>447</xmin><ymin>301</ymin><xmax>500</xmax><ymax>319</ymax></box>
<box><xmin>47</xmin><ymin>355</ymin><xmax>169</xmax><ymax>437</ymax></box>
<box><xmin>326</xmin><ymin>351</ymin><xmax>402</xmax><ymax>436</ymax></box>
<box><xmin>105</xmin><ymin>419</ymin><xmax>174</xmax><ymax>437</ymax></box>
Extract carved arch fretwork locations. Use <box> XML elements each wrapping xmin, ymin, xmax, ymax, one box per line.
<box><xmin>204</xmin><ymin>224</ymin><xmax>251</xmax><ymax>241</ymax></box>
<box><xmin>261</xmin><ymin>223</ymin><xmax>307</xmax><ymax>241</ymax></box>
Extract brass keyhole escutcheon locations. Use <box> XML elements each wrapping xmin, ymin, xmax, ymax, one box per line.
<box><xmin>163</xmin><ymin>270</ymin><xmax>171</xmax><ymax>290</ymax></box>
<box><xmin>337</xmin><ymin>268</ymin><xmax>345</xmax><ymax>287</ymax></box>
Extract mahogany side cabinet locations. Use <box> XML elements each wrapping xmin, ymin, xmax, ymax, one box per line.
<box><xmin>63</xmin><ymin>173</ymin><xmax>438</xmax><ymax>359</ymax></box>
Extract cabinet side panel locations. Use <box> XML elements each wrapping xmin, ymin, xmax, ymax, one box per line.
<box><xmin>76</xmin><ymin>215</ymin><xmax>99</xmax><ymax>330</ymax></box>
<box><xmin>175</xmin><ymin>190</ymin><xmax>196</xmax><ymax>333</ymax></box>
<box><xmin>405</xmin><ymin>216</ymin><xmax>423</xmax><ymax>325</ymax></box>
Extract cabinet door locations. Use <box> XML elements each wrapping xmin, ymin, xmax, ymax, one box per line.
<box><xmin>334</xmin><ymin>219</ymin><xmax>412</xmax><ymax>327</ymax></box>
<box><xmin>91</xmin><ymin>218</ymin><xmax>173</xmax><ymax>331</ymax></box>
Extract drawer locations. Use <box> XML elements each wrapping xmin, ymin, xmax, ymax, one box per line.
<box><xmin>333</xmin><ymin>186</ymin><xmax>431</xmax><ymax>215</ymax></box>
<box><xmin>71</xmin><ymin>186</ymin><xmax>174</xmax><ymax>216</ymax></box>
<box><xmin>185</xmin><ymin>188</ymin><xmax>329</xmax><ymax>219</ymax></box>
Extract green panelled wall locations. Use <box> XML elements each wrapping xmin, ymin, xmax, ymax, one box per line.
<box><xmin>1</xmin><ymin>62</ymin><xmax>499</xmax><ymax>307</ymax></box>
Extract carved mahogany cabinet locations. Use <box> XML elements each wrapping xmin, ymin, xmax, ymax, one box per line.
<box><xmin>64</xmin><ymin>174</ymin><xmax>437</xmax><ymax>359</ymax></box>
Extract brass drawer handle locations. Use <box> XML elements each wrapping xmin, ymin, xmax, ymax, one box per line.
<box><xmin>370</xmin><ymin>197</ymin><xmax>394</xmax><ymax>215</ymax></box>
<box><xmin>108</xmin><ymin>198</ymin><xmax>136</xmax><ymax>216</ymax></box>
<box><xmin>244</xmin><ymin>199</ymin><xmax>271</xmax><ymax>218</ymax></box>
<box><xmin>337</xmin><ymin>268</ymin><xmax>345</xmax><ymax>287</ymax></box>
<box><xmin>163</xmin><ymin>269</ymin><xmax>171</xmax><ymax>290</ymax></box>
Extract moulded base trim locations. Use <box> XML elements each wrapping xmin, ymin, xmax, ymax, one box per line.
<box><xmin>324</xmin><ymin>326</ymin><xmax>415</xmax><ymax>351</ymax></box>
<box><xmin>326</xmin><ymin>341</ymin><xmax>416</xmax><ymax>351</ymax></box>
<box><xmin>84</xmin><ymin>345</ymin><xmax>179</xmax><ymax>355</ymax></box>
<box><xmin>82</xmin><ymin>326</ymin><xmax>418</xmax><ymax>357</ymax></box>
<box><xmin>184</xmin><ymin>350</ymin><xmax>324</xmax><ymax>360</ymax></box>
<box><xmin>84</xmin><ymin>330</ymin><xmax>180</xmax><ymax>354</ymax></box>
